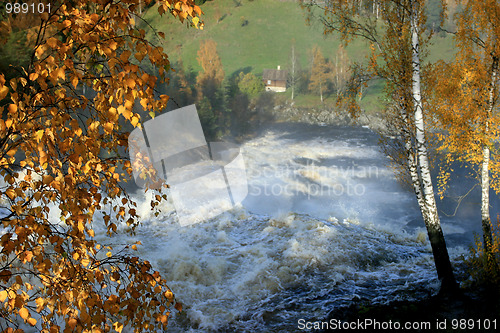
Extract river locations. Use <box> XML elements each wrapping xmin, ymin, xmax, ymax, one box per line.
<box><xmin>99</xmin><ymin>122</ymin><xmax>495</xmax><ymax>332</ymax></box>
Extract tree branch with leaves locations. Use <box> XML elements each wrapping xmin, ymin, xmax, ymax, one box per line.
<box><xmin>429</xmin><ymin>0</ymin><xmax>500</xmax><ymax>277</ymax></box>
<box><xmin>0</xmin><ymin>0</ymin><xmax>203</xmax><ymax>331</ymax></box>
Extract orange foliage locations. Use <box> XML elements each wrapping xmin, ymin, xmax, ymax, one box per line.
<box><xmin>429</xmin><ymin>0</ymin><xmax>500</xmax><ymax>196</ymax></box>
<box><xmin>309</xmin><ymin>45</ymin><xmax>330</xmax><ymax>102</ymax></box>
<box><xmin>0</xmin><ymin>0</ymin><xmax>203</xmax><ymax>331</ymax></box>
<box><xmin>196</xmin><ymin>39</ymin><xmax>225</xmax><ymax>99</ymax></box>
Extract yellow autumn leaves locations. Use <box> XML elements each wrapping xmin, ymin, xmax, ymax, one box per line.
<box><xmin>0</xmin><ymin>0</ymin><xmax>200</xmax><ymax>332</ymax></box>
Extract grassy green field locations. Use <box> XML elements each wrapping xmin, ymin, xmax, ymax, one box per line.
<box><xmin>141</xmin><ymin>0</ymin><xmax>456</xmax><ymax>113</ymax></box>
<box><xmin>142</xmin><ymin>0</ymin><xmax>374</xmax><ymax>74</ymax></box>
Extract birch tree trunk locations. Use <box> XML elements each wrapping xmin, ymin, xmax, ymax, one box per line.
<box><xmin>320</xmin><ymin>81</ymin><xmax>323</xmax><ymax>102</ymax></box>
<box><xmin>400</xmin><ymin>102</ymin><xmax>426</xmax><ymax>212</ymax></box>
<box><xmin>291</xmin><ymin>43</ymin><xmax>296</xmax><ymax>101</ymax></box>
<box><xmin>336</xmin><ymin>55</ymin><xmax>339</xmax><ymax>96</ymax></box>
<box><xmin>482</xmin><ymin>55</ymin><xmax>498</xmax><ymax>267</ymax></box>
<box><xmin>411</xmin><ymin>2</ymin><xmax>456</xmax><ymax>291</ymax></box>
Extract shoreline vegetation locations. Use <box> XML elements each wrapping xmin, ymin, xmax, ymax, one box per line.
<box><xmin>260</xmin><ymin>102</ymin><xmax>388</xmax><ymax>133</ymax></box>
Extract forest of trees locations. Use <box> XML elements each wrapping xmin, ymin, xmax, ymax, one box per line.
<box><xmin>163</xmin><ymin>39</ymin><xmax>265</xmax><ymax>139</ymax></box>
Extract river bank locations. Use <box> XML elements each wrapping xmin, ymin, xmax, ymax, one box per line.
<box><xmin>320</xmin><ymin>283</ymin><xmax>500</xmax><ymax>332</ymax></box>
<box><xmin>259</xmin><ymin>102</ymin><xmax>388</xmax><ymax>133</ymax></box>
<box><xmin>318</xmin><ymin>259</ymin><xmax>500</xmax><ymax>332</ymax></box>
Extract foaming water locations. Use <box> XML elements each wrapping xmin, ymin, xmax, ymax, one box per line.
<box><xmin>99</xmin><ymin>205</ymin><xmax>440</xmax><ymax>332</ymax></box>
<box><xmin>241</xmin><ymin>124</ymin><xmax>420</xmax><ymax>228</ymax></box>
<box><xmin>94</xmin><ymin>123</ymin><xmax>476</xmax><ymax>332</ymax></box>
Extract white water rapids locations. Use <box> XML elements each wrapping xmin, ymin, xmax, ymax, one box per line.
<box><xmin>92</xmin><ymin>123</ymin><xmax>479</xmax><ymax>332</ymax></box>
<box><xmin>3</xmin><ymin>123</ymin><xmax>482</xmax><ymax>332</ymax></box>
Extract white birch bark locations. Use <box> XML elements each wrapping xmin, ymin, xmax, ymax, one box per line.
<box><xmin>482</xmin><ymin>56</ymin><xmax>498</xmax><ymax>258</ymax></box>
<box><xmin>410</xmin><ymin>1</ymin><xmax>455</xmax><ymax>289</ymax></box>
<box><xmin>291</xmin><ymin>43</ymin><xmax>296</xmax><ymax>101</ymax></box>
<box><xmin>482</xmin><ymin>121</ymin><xmax>492</xmax><ymax>249</ymax></box>
<box><xmin>336</xmin><ymin>54</ymin><xmax>339</xmax><ymax>96</ymax></box>
<box><xmin>320</xmin><ymin>80</ymin><xmax>323</xmax><ymax>102</ymax></box>
<box><xmin>412</xmin><ymin>5</ymin><xmax>437</xmax><ymax>228</ymax></box>
<box><xmin>481</xmin><ymin>144</ymin><xmax>490</xmax><ymax>226</ymax></box>
<box><xmin>400</xmin><ymin>102</ymin><xmax>426</xmax><ymax>212</ymax></box>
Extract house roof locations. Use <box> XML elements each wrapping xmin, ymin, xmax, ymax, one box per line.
<box><xmin>262</xmin><ymin>68</ymin><xmax>288</xmax><ymax>81</ymax></box>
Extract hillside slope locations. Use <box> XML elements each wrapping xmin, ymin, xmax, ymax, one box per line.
<box><xmin>141</xmin><ymin>0</ymin><xmax>456</xmax><ymax>111</ymax></box>
<box><xmin>143</xmin><ymin>0</ymin><xmax>377</xmax><ymax>74</ymax></box>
